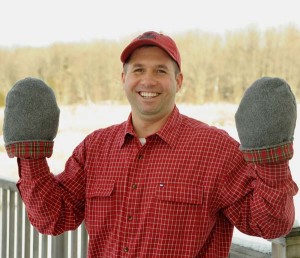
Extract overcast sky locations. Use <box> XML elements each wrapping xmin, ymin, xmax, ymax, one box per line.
<box><xmin>0</xmin><ymin>0</ymin><xmax>299</xmax><ymax>47</ymax></box>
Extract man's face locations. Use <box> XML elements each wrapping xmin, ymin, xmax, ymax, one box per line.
<box><xmin>121</xmin><ymin>46</ymin><xmax>183</xmax><ymax>123</ymax></box>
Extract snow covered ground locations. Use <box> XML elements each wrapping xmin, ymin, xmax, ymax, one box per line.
<box><xmin>0</xmin><ymin>103</ymin><xmax>299</xmax><ymax>253</ymax></box>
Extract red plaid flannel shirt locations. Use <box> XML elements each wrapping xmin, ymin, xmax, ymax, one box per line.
<box><xmin>17</xmin><ymin>106</ymin><xmax>298</xmax><ymax>257</ymax></box>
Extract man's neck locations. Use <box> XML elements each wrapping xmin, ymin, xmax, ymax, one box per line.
<box><xmin>131</xmin><ymin>111</ymin><xmax>172</xmax><ymax>138</ymax></box>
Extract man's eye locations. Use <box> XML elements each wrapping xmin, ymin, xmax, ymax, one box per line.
<box><xmin>133</xmin><ymin>68</ymin><xmax>143</xmax><ymax>73</ymax></box>
<box><xmin>157</xmin><ymin>69</ymin><xmax>167</xmax><ymax>74</ymax></box>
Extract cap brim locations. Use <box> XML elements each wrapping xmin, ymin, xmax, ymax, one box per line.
<box><xmin>122</xmin><ymin>39</ymin><xmax>167</xmax><ymax>63</ymax></box>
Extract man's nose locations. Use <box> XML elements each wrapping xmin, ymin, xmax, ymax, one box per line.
<box><xmin>140</xmin><ymin>72</ymin><xmax>157</xmax><ymax>86</ymax></box>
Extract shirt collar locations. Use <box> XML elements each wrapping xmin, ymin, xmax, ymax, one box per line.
<box><xmin>156</xmin><ymin>106</ymin><xmax>182</xmax><ymax>148</ymax></box>
<box><xmin>119</xmin><ymin>106</ymin><xmax>182</xmax><ymax>149</ymax></box>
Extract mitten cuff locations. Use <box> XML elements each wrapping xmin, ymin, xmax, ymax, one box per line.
<box><xmin>242</xmin><ymin>142</ymin><xmax>293</xmax><ymax>164</ymax></box>
<box><xmin>5</xmin><ymin>141</ymin><xmax>54</xmax><ymax>159</ymax></box>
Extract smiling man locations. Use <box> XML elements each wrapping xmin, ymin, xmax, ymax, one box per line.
<box><xmin>121</xmin><ymin>35</ymin><xmax>183</xmax><ymax>138</ymax></box>
<box><xmin>4</xmin><ymin>31</ymin><xmax>298</xmax><ymax>258</ymax></box>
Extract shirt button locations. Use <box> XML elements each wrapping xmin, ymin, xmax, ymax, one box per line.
<box><xmin>137</xmin><ymin>154</ymin><xmax>143</xmax><ymax>160</ymax></box>
<box><xmin>127</xmin><ymin>215</ymin><xmax>133</xmax><ymax>221</ymax></box>
<box><xmin>123</xmin><ymin>247</ymin><xmax>129</xmax><ymax>253</ymax></box>
<box><xmin>132</xmin><ymin>183</ymin><xmax>138</xmax><ymax>190</ymax></box>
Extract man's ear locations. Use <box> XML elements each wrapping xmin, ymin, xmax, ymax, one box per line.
<box><xmin>121</xmin><ymin>71</ymin><xmax>126</xmax><ymax>85</ymax></box>
<box><xmin>176</xmin><ymin>73</ymin><xmax>183</xmax><ymax>92</ymax></box>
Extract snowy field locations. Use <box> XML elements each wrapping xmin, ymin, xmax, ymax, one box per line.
<box><xmin>0</xmin><ymin>103</ymin><xmax>299</xmax><ymax>254</ymax></box>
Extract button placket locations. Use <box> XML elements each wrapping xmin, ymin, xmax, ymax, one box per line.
<box><xmin>122</xmin><ymin>145</ymin><xmax>148</xmax><ymax>255</ymax></box>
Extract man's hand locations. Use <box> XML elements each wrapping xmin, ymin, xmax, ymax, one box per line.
<box><xmin>3</xmin><ymin>77</ymin><xmax>60</xmax><ymax>158</ymax></box>
<box><xmin>235</xmin><ymin>77</ymin><xmax>297</xmax><ymax>163</ymax></box>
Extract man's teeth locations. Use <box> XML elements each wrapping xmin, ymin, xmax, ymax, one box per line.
<box><xmin>140</xmin><ymin>92</ymin><xmax>159</xmax><ymax>98</ymax></box>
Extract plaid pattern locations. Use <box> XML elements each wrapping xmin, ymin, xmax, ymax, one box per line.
<box><xmin>242</xmin><ymin>142</ymin><xmax>293</xmax><ymax>164</ymax></box>
<box><xmin>17</xmin><ymin>106</ymin><xmax>298</xmax><ymax>258</ymax></box>
<box><xmin>5</xmin><ymin>141</ymin><xmax>54</xmax><ymax>158</ymax></box>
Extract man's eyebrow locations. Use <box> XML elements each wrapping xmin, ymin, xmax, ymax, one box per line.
<box><xmin>134</xmin><ymin>63</ymin><xmax>143</xmax><ymax>66</ymax></box>
<box><xmin>157</xmin><ymin>64</ymin><xmax>169</xmax><ymax>69</ymax></box>
<box><xmin>130</xmin><ymin>63</ymin><xmax>170</xmax><ymax>70</ymax></box>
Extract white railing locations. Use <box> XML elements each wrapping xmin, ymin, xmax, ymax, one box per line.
<box><xmin>0</xmin><ymin>178</ymin><xmax>88</xmax><ymax>258</ymax></box>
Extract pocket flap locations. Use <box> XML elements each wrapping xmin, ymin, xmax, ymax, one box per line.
<box><xmin>86</xmin><ymin>180</ymin><xmax>115</xmax><ymax>198</ymax></box>
<box><xmin>155</xmin><ymin>182</ymin><xmax>203</xmax><ymax>205</ymax></box>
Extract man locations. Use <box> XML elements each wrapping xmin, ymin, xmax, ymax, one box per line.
<box><xmin>3</xmin><ymin>31</ymin><xmax>298</xmax><ymax>257</ymax></box>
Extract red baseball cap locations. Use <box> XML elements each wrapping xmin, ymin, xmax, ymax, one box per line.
<box><xmin>120</xmin><ymin>31</ymin><xmax>181</xmax><ymax>70</ymax></box>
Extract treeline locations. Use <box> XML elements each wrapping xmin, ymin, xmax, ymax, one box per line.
<box><xmin>1</xmin><ymin>25</ymin><xmax>300</xmax><ymax>106</ymax></box>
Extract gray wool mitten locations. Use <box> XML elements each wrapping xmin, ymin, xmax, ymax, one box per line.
<box><xmin>235</xmin><ymin>77</ymin><xmax>297</xmax><ymax>162</ymax></box>
<box><xmin>3</xmin><ymin>77</ymin><xmax>60</xmax><ymax>158</ymax></box>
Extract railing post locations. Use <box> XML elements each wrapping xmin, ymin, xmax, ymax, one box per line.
<box><xmin>33</xmin><ymin>228</ymin><xmax>39</xmax><ymax>258</ymax></box>
<box><xmin>24</xmin><ymin>212</ymin><xmax>31</xmax><ymax>258</ymax></box>
<box><xmin>1</xmin><ymin>189</ymin><xmax>8</xmax><ymax>258</ymax></box>
<box><xmin>81</xmin><ymin>222</ymin><xmax>88</xmax><ymax>258</ymax></box>
<box><xmin>16</xmin><ymin>193</ymin><xmax>23</xmax><ymax>257</ymax></box>
<box><xmin>271</xmin><ymin>237</ymin><xmax>286</xmax><ymax>258</ymax></box>
<box><xmin>52</xmin><ymin>233</ymin><xmax>68</xmax><ymax>258</ymax></box>
<box><xmin>285</xmin><ymin>227</ymin><xmax>300</xmax><ymax>257</ymax></box>
<box><xmin>269</xmin><ymin>227</ymin><xmax>300</xmax><ymax>258</ymax></box>
<box><xmin>41</xmin><ymin>234</ymin><xmax>48</xmax><ymax>258</ymax></box>
<box><xmin>71</xmin><ymin>230</ymin><xmax>78</xmax><ymax>258</ymax></box>
<box><xmin>9</xmin><ymin>191</ymin><xmax>15</xmax><ymax>257</ymax></box>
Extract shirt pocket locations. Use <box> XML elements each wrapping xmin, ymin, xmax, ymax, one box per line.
<box><xmin>85</xmin><ymin>180</ymin><xmax>116</xmax><ymax>234</ymax></box>
<box><xmin>155</xmin><ymin>182</ymin><xmax>203</xmax><ymax>205</ymax></box>
<box><xmin>86</xmin><ymin>179</ymin><xmax>115</xmax><ymax>198</ymax></box>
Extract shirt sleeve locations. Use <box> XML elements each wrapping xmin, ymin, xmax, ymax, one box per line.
<box><xmin>220</xmin><ymin>145</ymin><xmax>298</xmax><ymax>239</ymax></box>
<box><xmin>16</xmin><ymin>140</ymin><xmax>87</xmax><ymax>236</ymax></box>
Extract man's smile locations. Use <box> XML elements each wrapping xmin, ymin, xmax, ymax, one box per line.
<box><xmin>138</xmin><ymin>91</ymin><xmax>160</xmax><ymax>98</ymax></box>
